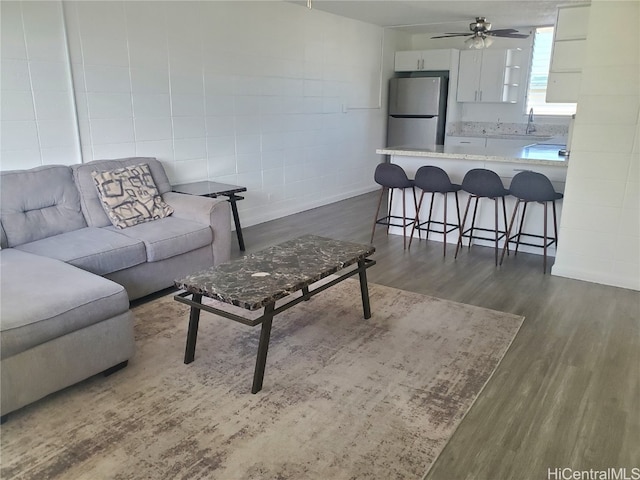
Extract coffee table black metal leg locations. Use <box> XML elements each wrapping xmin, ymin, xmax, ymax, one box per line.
<box><xmin>357</xmin><ymin>260</ymin><xmax>372</xmax><ymax>319</ymax></box>
<box><xmin>228</xmin><ymin>195</ymin><xmax>245</xmax><ymax>251</ymax></box>
<box><xmin>252</xmin><ymin>303</ymin><xmax>275</xmax><ymax>393</ymax></box>
<box><xmin>184</xmin><ymin>294</ymin><xmax>203</xmax><ymax>364</ymax></box>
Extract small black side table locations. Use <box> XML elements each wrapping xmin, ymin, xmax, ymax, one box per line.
<box><xmin>172</xmin><ymin>181</ymin><xmax>247</xmax><ymax>251</ymax></box>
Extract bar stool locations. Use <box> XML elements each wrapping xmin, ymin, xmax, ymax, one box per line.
<box><xmin>500</xmin><ymin>170</ymin><xmax>563</xmax><ymax>274</ymax></box>
<box><xmin>455</xmin><ymin>168</ymin><xmax>510</xmax><ymax>265</ymax></box>
<box><xmin>409</xmin><ymin>166</ymin><xmax>461</xmax><ymax>256</ymax></box>
<box><xmin>370</xmin><ymin>163</ymin><xmax>417</xmax><ymax>249</ymax></box>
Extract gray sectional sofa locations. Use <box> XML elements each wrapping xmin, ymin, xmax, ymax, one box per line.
<box><xmin>0</xmin><ymin>157</ymin><xmax>231</xmax><ymax>420</ymax></box>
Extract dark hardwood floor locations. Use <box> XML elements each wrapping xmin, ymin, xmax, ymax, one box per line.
<box><xmin>231</xmin><ymin>191</ymin><xmax>640</xmax><ymax>480</ymax></box>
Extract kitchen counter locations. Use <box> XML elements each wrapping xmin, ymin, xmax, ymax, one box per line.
<box><xmin>376</xmin><ymin>143</ymin><xmax>569</xmax><ymax>166</ymax></box>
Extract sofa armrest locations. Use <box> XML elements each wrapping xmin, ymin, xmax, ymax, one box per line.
<box><xmin>162</xmin><ymin>192</ymin><xmax>231</xmax><ymax>265</ymax></box>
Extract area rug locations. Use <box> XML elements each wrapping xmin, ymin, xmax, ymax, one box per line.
<box><xmin>0</xmin><ymin>279</ymin><xmax>523</xmax><ymax>480</ymax></box>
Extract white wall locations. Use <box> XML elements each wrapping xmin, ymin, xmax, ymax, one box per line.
<box><xmin>1</xmin><ymin>1</ymin><xmax>396</xmax><ymax>228</ymax></box>
<box><xmin>552</xmin><ymin>0</ymin><xmax>640</xmax><ymax>291</ymax></box>
<box><xmin>0</xmin><ymin>1</ymin><xmax>80</xmax><ymax>169</ymax></box>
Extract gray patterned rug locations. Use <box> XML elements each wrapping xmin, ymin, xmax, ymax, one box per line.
<box><xmin>1</xmin><ymin>279</ymin><xmax>523</xmax><ymax>479</ymax></box>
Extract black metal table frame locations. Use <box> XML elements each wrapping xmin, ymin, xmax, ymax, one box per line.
<box><xmin>172</xmin><ymin>182</ymin><xmax>247</xmax><ymax>251</ymax></box>
<box><xmin>174</xmin><ymin>257</ymin><xmax>376</xmax><ymax>394</ymax></box>
<box><xmin>204</xmin><ymin>191</ymin><xmax>246</xmax><ymax>251</ymax></box>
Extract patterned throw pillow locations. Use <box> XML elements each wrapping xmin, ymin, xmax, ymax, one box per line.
<box><xmin>92</xmin><ymin>163</ymin><xmax>174</xmax><ymax>229</ymax></box>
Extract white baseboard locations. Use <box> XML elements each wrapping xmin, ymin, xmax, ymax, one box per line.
<box><xmin>237</xmin><ymin>185</ymin><xmax>379</xmax><ymax>229</ymax></box>
<box><xmin>551</xmin><ymin>265</ymin><xmax>640</xmax><ymax>291</ymax></box>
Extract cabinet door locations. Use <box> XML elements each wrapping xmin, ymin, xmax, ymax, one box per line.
<box><xmin>546</xmin><ymin>72</ymin><xmax>582</xmax><ymax>102</ymax></box>
<box><xmin>395</xmin><ymin>51</ymin><xmax>422</xmax><ymax>71</ymax></box>
<box><xmin>446</xmin><ymin>136</ymin><xmax>487</xmax><ymax>147</ymax></box>
<box><xmin>550</xmin><ymin>39</ymin><xmax>586</xmax><ymax>72</ymax></box>
<box><xmin>457</xmin><ymin>50</ymin><xmax>482</xmax><ymax>102</ymax></box>
<box><xmin>478</xmin><ymin>49</ymin><xmax>507</xmax><ymax>102</ymax></box>
<box><xmin>485</xmin><ymin>138</ymin><xmax>535</xmax><ymax>149</ymax></box>
<box><xmin>421</xmin><ymin>49</ymin><xmax>452</xmax><ymax>70</ymax></box>
<box><xmin>555</xmin><ymin>5</ymin><xmax>590</xmax><ymax>40</ymax></box>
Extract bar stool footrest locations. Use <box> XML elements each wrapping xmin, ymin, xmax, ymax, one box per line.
<box><xmin>460</xmin><ymin>227</ymin><xmax>507</xmax><ymax>243</ymax></box>
<box><xmin>375</xmin><ymin>215</ymin><xmax>415</xmax><ymax>229</ymax></box>
<box><xmin>415</xmin><ymin>220</ymin><xmax>460</xmax><ymax>236</ymax></box>
<box><xmin>508</xmin><ymin>232</ymin><xmax>557</xmax><ymax>249</ymax></box>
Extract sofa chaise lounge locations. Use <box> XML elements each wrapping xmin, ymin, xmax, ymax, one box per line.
<box><xmin>0</xmin><ymin>157</ymin><xmax>231</xmax><ymax>420</ymax></box>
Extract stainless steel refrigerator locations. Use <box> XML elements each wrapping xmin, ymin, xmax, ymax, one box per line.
<box><xmin>387</xmin><ymin>74</ymin><xmax>448</xmax><ymax>147</ymax></box>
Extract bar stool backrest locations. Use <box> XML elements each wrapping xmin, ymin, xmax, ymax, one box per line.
<box><xmin>414</xmin><ymin>166</ymin><xmax>460</xmax><ymax>193</ymax></box>
<box><xmin>461</xmin><ymin>168</ymin><xmax>509</xmax><ymax>198</ymax></box>
<box><xmin>509</xmin><ymin>170</ymin><xmax>563</xmax><ymax>202</ymax></box>
<box><xmin>374</xmin><ymin>163</ymin><xmax>413</xmax><ymax>189</ymax></box>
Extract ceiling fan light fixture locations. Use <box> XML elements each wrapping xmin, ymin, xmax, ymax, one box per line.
<box><xmin>465</xmin><ymin>34</ymin><xmax>485</xmax><ymax>49</ymax></box>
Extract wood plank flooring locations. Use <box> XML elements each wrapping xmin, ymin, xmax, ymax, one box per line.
<box><xmin>231</xmin><ymin>191</ymin><xmax>640</xmax><ymax>480</ymax></box>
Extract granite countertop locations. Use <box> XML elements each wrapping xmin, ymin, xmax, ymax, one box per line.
<box><xmin>376</xmin><ymin>144</ymin><xmax>569</xmax><ymax>166</ymax></box>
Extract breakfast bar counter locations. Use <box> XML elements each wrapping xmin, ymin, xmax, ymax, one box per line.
<box><xmin>375</xmin><ymin>144</ymin><xmax>569</xmax><ymax>256</ymax></box>
<box><xmin>376</xmin><ymin>143</ymin><xmax>569</xmax><ymax>167</ymax></box>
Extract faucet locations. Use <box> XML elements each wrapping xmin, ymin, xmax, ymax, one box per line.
<box><xmin>526</xmin><ymin>108</ymin><xmax>536</xmax><ymax>134</ymax></box>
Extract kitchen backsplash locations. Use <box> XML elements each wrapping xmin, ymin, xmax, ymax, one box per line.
<box><xmin>448</xmin><ymin>122</ymin><xmax>568</xmax><ymax>138</ymax></box>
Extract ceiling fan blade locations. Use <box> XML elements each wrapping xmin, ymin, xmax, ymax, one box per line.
<box><xmin>487</xmin><ymin>28</ymin><xmax>519</xmax><ymax>35</ymax></box>
<box><xmin>487</xmin><ymin>32</ymin><xmax>530</xmax><ymax>38</ymax></box>
<box><xmin>431</xmin><ymin>33</ymin><xmax>471</xmax><ymax>39</ymax></box>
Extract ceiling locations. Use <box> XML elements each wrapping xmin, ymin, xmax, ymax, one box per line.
<box><xmin>288</xmin><ymin>0</ymin><xmax>586</xmax><ymax>35</ymax></box>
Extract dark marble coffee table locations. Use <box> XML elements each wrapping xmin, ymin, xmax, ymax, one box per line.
<box><xmin>174</xmin><ymin>235</ymin><xmax>376</xmax><ymax>393</ymax></box>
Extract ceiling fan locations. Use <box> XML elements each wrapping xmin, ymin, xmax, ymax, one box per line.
<box><xmin>431</xmin><ymin>17</ymin><xmax>529</xmax><ymax>49</ymax></box>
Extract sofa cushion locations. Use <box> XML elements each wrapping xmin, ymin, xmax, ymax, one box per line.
<box><xmin>0</xmin><ymin>249</ymin><xmax>130</xmax><ymax>359</ymax></box>
<box><xmin>15</xmin><ymin>227</ymin><xmax>146</xmax><ymax>275</ymax></box>
<box><xmin>0</xmin><ymin>165</ymin><xmax>87</xmax><ymax>247</ymax></box>
<box><xmin>92</xmin><ymin>163</ymin><xmax>174</xmax><ymax>229</ymax></box>
<box><xmin>72</xmin><ymin>157</ymin><xmax>172</xmax><ymax>228</ymax></box>
<box><xmin>106</xmin><ymin>216</ymin><xmax>212</xmax><ymax>262</ymax></box>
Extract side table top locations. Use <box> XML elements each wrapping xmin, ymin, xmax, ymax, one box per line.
<box><xmin>175</xmin><ymin>235</ymin><xmax>375</xmax><ymax>311</ymax></box>
<box><xmin>172</xmin><ymin>181</ymin><xmax>247</xmax><ymax>196</ymax></box>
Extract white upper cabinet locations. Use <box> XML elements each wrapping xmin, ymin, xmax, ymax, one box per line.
<box><xmin>457</xmin><ymin>48</ymin><xmax>522</xmax><ymax>103</ymax></box>
<box><xmin>554</xmin><ymin>5</ymin><xmax>590</xmax><ymax>40</ymax></box>
<box><xmin>394</xmin><ymin>49</ymin><xmax>455</xmax><ymax>71</ymax></box>
<box><xmin>546</xmin><ymin>4</ymin><xmax>590</xmax><ymax>103</ymax></box>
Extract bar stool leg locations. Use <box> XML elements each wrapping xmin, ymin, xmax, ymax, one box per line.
<box><xmin>500</xmin><ymin>199</ymin><xmax>521</xmax><ymax>266</ymax></box>
<box><xmin>552</xmin><ymin>200</ymin><xmax>559</xmax><ymax>246</ymax></box>
<box><xmin>402</xmin><ymin>187</ymin><xmax>407</xmax><ymax>249</ymax></box>
<box><xmin>412</xmin><ymin>187</ymin><xmax>421</xmax><ymax>241</ymax></box>
<box><xmin>543</xmin><ymin>201</ymin><xmax>548</xmax><ymax>274</ymax></box>
<box><xmin>502</xmin><ymin>196</ymin><xmax>510</xmax><ymax>256</ymax></box>
<box><xmin>443</xmin><ymin>192</ymin><xmax>448</xmax><ymax>256</ymax></box>
<box><xmin>387</xmin><ymin>188</ymin><xmax>394</xmax><ymax>236</ymax></box>
<box><xmin>454</xmin><ymin>191</ymin><xmax>461</xmax><ymax>232</ymax></box>
<box><xmin>493</xmin><ymin>197</ymin><xmax>499</xmax><ymax>265</ymax></box>
<box><xmin>409</xmin><ymin>190</ymin><xmax>425</xmax><ymax>249</ymax></box>
<box><xmin>455</xmin><ymin>194</ymin><xmax>473</xmax><ymax>259</ymax></box>
<box><xmin>468</xmin><ymin>196</ymin><xmax>480</xmax><ymax>250</ymax></box>
<box><xmin>426</xmin><ymin>193</ymin><xmax>436</xmax><ymax>241</ymax></box>
<box><xmin>370</xmin><ymin>187</ymin><xmax>386</xmax><ymax>244</ymax></box>
<box><xmin>515</xmin><ymin>202</ymin><xmax>528</xmax><ymax>255</ymax></box>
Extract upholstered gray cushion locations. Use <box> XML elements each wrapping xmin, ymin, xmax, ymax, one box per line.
<box><xmin>0</xmin><ymin>249</ymin><xmax>130</xmax><ymax>359</ymax></box>
<box><xmin>15</xmin><ymin>227</ymin><xmax>146</xmax><ymax>275</ymax></box>
<box><xmin>0</xmin><ymin>165</ymin><xmax>87</xmax><ymax>247</ymax></box>
<box><xmin>92</xmin><ymin>163</ymin><xmax>173</xmax><ymax>229</ymax></box>
<box><xmin>72</xmin><ymin>157</ymin><xmax>172</xmax><ymax>228</ymax></box>
<box><xmin>105</xmin><ymin>216</ymin><xmax>212</xmax><ymax>262</ymax></box>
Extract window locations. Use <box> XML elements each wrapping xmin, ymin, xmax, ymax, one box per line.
<box><xmin>526</xmin><ymin>27</ymin><xmax>576</xmax><ymax>115</ymax></box>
